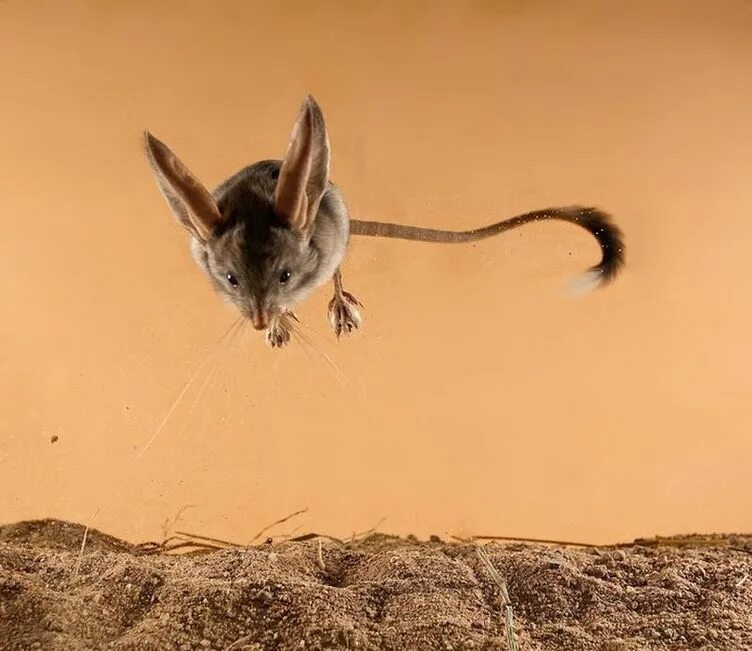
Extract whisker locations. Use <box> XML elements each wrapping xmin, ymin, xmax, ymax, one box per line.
<box><xmin>73</xmin><ymin>315</ymin><xmax>243</xmax><ymax>578</ymax></box>
<box><xmin>173</xmin><ymin>349</ymin><xmax>224</xmax><ymax>442</ymax></box>
<box><xmin>187</xmin><ymin>318</ymin><xmax>244</xmax><ymax>437</ymax></box>
<box><xmin>286</xmin><ymin>317</ymin><xmax>352</xmax><ymax>392</ymax></box>
<box><xmin>289</xmin><ymin>326</ymin><xmax>319</xmax><ymax>369</ymax></box>
<box><xmin>280</xmin><ymin>315</ymin><xmax>317</xmax><ymax>366</ymax></box>
<box><xmin>135</xmin><ymin>315</ymin><xmax>241</xmax><ymax>461</ymax></box>
<box><xmin>227</xmin><ymin>314</ymin><xmax>246</xmax><ymax>350</ymax></box>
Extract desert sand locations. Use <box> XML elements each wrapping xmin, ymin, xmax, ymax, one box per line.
<box><xmin>2</xmin><ymin>0</ymin><xmax>752</xmax><ymax>547</ymax></box>
<box><xmin>2</xmin><ymin>519</ymin><xmax>752</xmax><ymax>650</ymax></box>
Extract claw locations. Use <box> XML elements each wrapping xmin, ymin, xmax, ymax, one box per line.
<box><xmin>328</xmin><ymin>291</ymin><xmax>363</xmax><ymax>339</ymax></box>
<box><xmin>266</xmin><ymin>315</ymin><xmax>292</xmax><ymax>348</ymax></box>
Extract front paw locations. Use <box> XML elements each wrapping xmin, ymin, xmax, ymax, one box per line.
<box><xmin>328</xmin><ymin>291</ymin><xmax>363</xmax><ymax>339</ymax></box>
<box><xmin>266</xmin><ymin>316</ymin><xmax>292</xmax><ymax>348</ymax></box>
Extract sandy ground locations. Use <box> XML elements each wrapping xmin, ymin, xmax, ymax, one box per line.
<box><xmin>4</xmin><ymin>0</ymin><xmax>752</xmax><ymax>547</ymax></box>
<box><xmin>1</xmin><ymin>520</ymin><xmax>751</xmax><ymax>650</ymax></box>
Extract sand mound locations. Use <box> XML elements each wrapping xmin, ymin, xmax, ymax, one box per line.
<box><xmin>1</xmin><ymin>520</ymin><xmax>751</xmax><ymax>650</ymax></box>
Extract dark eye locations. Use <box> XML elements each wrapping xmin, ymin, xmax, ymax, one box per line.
<box><xmin>279</xmin><ymin>269</ymin><xmax>291</xmax><ymax>284</ymax></box>
<box><xmin>226</xmin><ymin>273</ymin><xmax>239</xmax><ymax>287</ymax></box>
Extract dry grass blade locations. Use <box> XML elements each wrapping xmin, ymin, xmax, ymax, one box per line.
<box><xmin>133</xmin><ymin>532</ymin><xmax>238</xmax><ymax>556</ymax></box>
<box><xmin>173</xmin><ymin>531</ymin><xmax>242</xmax><ymax>548</ymax></box>
<box><xmin>161</xmin><ymin>505</ymin><xmax>198</xmax><ymax>542</ymax></box>
<box><xmin>317</xmin><ymin>539</ymin><xmax>326</xmax><ymax>571</ymax></box>
<box><xmin>250</xmin><ymin>508</ymin><xmax>309</xmax><ymax>544</ymax></box>
<box><xmin>71</xmin><ymin>526</ymin><xmax>90</xmax><ymax>579</ymax></box>
<box><xmin>476</xmin><ymin>544</ymin><xmax>518</xmax><ymax>651</ymax></box>
<box><xmin>289</xmin><ymin>532</ymin><xmax>345</xmax><ymax>544</ymax></box>
<box><xmin>612</xmin><ymin>533</ymin><xmax>752</xmax><ymax>549</ymax></box>
<box><xmin>135</xmin><ymin>540</ymin><xmax>227</xmax><ymax>556</ymax></box>
<box><xmin>471</xmin><ymin>534</ymin><xmax>597</xmax><ymax>548</ymax></box>
<box><xmin>270</xmin><ymin>524</ymin><xmax>304</xmax><ymax>543</ymax></box>
<box><xmin>465</xmin><ymin>532</ymin><xmax>752</xmax><ymax>552</ymax></box>
<box><xmin>346</xmin><ymin>517</ymin><xmax>387</xmax><ymax>544</ymax></box>
<box><xmin>224</xmin><ymin>633</ymin><xmax>254</xmax><ymax>651</ymax></box>
<box><xmin>132</xmin><ymin>541</ymin><xmax>164</xmax><ymax>555</ymax></box>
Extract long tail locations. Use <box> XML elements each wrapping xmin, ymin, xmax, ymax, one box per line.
<box><xmin>349</xmin><ymin>206</ymin><xmax>625</xmax><ymax>288</ymax></box>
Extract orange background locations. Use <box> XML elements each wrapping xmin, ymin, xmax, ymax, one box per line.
<box><xmin>1</xmin><ymin>0</ymin><xmax>751</xmax><ymax>545</ymax></box>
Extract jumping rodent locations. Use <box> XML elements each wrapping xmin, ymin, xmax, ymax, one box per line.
<box><xmin>144</xmin><ymin>96</ymin><xmax>625</xmax><ymax>347</ymax></box>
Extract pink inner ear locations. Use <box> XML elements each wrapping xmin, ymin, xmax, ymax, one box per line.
<box><xmin>146</xmin><ymin>132</ymin><xmax>222</xmax><ymax>241</ymax></box>
<box><xmin>274</xmin><ymin>96</ymin><xmax>330</xmax><ymax>235</ymax></box>
<box><xmin>274</xmin><ymin>111</ymin><xmax>314</xmax><ymax>231</ymax></box>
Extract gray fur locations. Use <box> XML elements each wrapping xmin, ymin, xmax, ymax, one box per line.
<box><xmin>189</xmin><ymin>160</ymin><xmax>349</xmax><ymax>321</ymax></box>
<box><xmin>145</xmin><ymin>96</ymin><xmax>353</xmax><ymax>338</ymax></box>
<box><xmin>350</xmin><ymin>206</ymin><xmax>625</xmax><ymax>288</ymax></box>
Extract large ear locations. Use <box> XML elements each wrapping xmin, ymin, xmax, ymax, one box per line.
<box><xmin>143</xmin><ymin>132</ymin><xmax>223</xmax><ymax>242</ymax></box>
<box><xmin>273</xmin><ymin>95</ymin><xmax>330</xmax><ymax>236</ymax></box>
